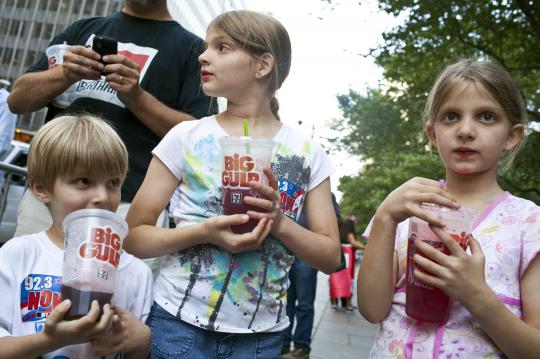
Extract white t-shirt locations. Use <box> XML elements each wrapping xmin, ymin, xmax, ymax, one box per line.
<box><xmin>152</xmin><ymin>115</ymin><xmax>334</xmax><ymax>333</ymax></box>
<box><xmin>0</xmin><ymin>232</ymin><xmax>153</xmax><ymax>359</ymax></box>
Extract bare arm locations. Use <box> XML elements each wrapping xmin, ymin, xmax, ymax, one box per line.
<box><xmin>347</xmin><ymin>232</ymin><xmax>365</xmax><ymax>251</ymax></box>
<box><xmin>8</xmin><ymin>46</ymin><xmax>103</xmax><ymax>114</ymax></box>
<box><xmin>247</xmin><ymin>176</ymin><xmax>341</xmax><ymax>274</ymax></box>
<box><xmin>356</xmin><ymin>212</ymin><xmax>399</xmax><ymax>323</ymax></box>
<box><xmin>468</xmin><ymin>257</ymin><xmax>540</xmax><ymax>358</ymax></box>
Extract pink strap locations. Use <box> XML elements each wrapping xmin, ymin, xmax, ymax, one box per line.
<box><xmin>497</xmin><ymin>294</ymin><xmax>521</xmax><ymax>306</ymax></box>
<box><xmin>405</xmin><ymin>321</ymin><xmax>419</xmax><ymax>359</ymax></box>
<box><xmin>433</xmin><ymin>324</ymin><xmax>445</xmax><ymax>359</ymax></box>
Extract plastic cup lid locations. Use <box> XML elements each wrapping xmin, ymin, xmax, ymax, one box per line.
<box><xmin>420</xmin><ymin>203</ymin><xmax>476</xmax><ymax>220</ymax></box>
<box><xmin>219</xmin><ymin>136</ymin><xmax>274</xmax><ymax>148</ymax></box>
<box><xmin>62</xmin><ymin>208</ymin><xmax>128</xmax><ymax>236</ymax></box>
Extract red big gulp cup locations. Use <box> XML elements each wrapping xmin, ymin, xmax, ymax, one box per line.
<box><xmin>61</xmin><ymin>209</ymin><xmax>128</xmax><ymax>320</ymax></box>
<box><xmin>219</xmin><ymin>136</ymin><xmax>274</xmax><ymax>234</ymax></box>
<box><xmin>405</xmin><ymin>204</ymin><xmax>475</xmax><ymax>324</ymax></box>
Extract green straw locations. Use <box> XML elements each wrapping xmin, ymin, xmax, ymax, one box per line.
<box><xmin>243</xmin><ymin>119</ymin><xmax>250</xmax><ymax>154</ymax></box>
<box><xmin>243</xmin><ymin>119</ymin><xmax>249</xmax><ymax>137</ymax></box>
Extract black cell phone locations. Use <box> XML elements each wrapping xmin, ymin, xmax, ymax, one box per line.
<box><xmin>92</xmin><ymin>35</ymin><xmax>117</xmax><ymax>65</ymax></box>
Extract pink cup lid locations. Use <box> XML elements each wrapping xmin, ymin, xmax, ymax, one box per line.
<box><xmin>420</xmin><ymin>203</ymin><xmax>476</xmax><ymax>221</ymax></box>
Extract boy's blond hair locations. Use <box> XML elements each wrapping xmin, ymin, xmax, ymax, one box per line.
<box><xmin>27</xmin><ymin>114</ymin><xmax>128</xmax><ymax>191</ymax></box>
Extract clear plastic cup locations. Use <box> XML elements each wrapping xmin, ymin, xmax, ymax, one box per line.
<box><xmin>405</xmin><ymin>204</ymin><xmax>476</xmax><ymax>323</ymax></box>
<box><xmin>61</xmin><ymin>209</ymin><xmax>128</xmax><ymax>320</ymax></box>
<box><xmin>45</xmin><ymin>43</ymin><xmax>77</xmax><ymax>108</ymax></box>
<box><xmin>219</xmin><ymin>136</ymin><xmax>274</xmax><ymax>234</ymax></box>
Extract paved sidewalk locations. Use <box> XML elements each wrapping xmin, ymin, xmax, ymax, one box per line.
<box><xmin>309</xmin><ymin>270</ymin><xmax>379</xmax><ymax>359</ymax></box>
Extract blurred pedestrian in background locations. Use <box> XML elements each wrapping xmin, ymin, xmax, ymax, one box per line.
<box><xmin>282</xmin><ymin>194</ymin><xmax>341</xmax><ymax>359</ymax></box>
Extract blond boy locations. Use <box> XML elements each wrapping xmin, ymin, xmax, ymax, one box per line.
<box><xmin>0</xmin><ymin>115</ymin><xmax>152</xmax><ymax>358</ymax></box>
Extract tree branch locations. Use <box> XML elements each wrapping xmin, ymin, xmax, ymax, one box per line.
<box><xmin>455</xmin><ymin>33</ymin><xmax>508</xmax><ymax>68</ymax></box>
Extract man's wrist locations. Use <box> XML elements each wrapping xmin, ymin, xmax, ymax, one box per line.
<box><xmin>119</xmin><ymin>84</ymin><xmax>145</xmax><ymax>107</ymax></box>
<box><xmin>59</xmin><ymin>64</ymin><xmax>79</xmax><ymax>85</ymax></box>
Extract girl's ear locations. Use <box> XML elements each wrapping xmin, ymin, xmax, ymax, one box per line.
<box><xmin>30</xmin><ymin>180</ymin><xmax>51</xmax><ymax>204</ymax></box>
<box><xmin>425</xmin><ymin>122</ymin><xmax>437</xmax><ymax>146</ymax></box>
<box><xmin>504</xmin><ymin>123</ymin><xmax>524</xmax><ymax>150</ymax></box>
<box><xmin>255</xmin><ymin>52</ymin><xmax>275</xmax><ymax>79</ymax></box>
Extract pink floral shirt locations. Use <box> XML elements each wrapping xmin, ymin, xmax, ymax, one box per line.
<box><xmin>365</xmin><ymin>192</ymin><xmax>540</xmax><ymax>358</ymax></box>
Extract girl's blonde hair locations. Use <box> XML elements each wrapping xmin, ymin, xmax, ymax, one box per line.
<box><xmin>28</xmin><ymin>114</ymin><xmax>128</xmax><ymax>191</ymax></box>
<box><xmin>209</xmin><ymin>10</ymin><xmax>292</xmax><ymax>120</ymax></box>
<box><xmin>424</xmin><ymin>59</ymin><xmax>528</xmax><ymax>171</ymax></box>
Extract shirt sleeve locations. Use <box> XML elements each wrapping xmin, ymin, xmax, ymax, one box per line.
<box><xmin>519</xmin><ymin>203</ymin><xmax>540</xmax><ymax>278</ymax></box>
<box><xmin>152</xmin><ymin>123</ymin><xmax>186</xmax><ymax>181</ymax></box>
<box><xmin>0</xmin><ymin>247</ymin><xmax>15</xmax><ymax>338</ymax></box>
<box><xmin>307</xmin><ymin>141</ymin><xmax>334</xmax><ymax>192</ymax></box>
<box><xmin>140</xmin><ymin>265</ymin><xmax>153</xmax><ymax>323</ymax></box>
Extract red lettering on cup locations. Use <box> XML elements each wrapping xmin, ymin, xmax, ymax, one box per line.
<box><xmin>78</xmin><ymin>227</ymin><xmax>121</xmax><ymax>268</ymax></box>
<box><xmin>222</xmin><ymin>154</ymin><xmax>260</xmax><ymax>188</ymax></box>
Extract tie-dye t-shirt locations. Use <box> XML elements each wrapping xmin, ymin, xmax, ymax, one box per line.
<box><xmin>363</xmin><ymin>192</ymin><xmax>540</xmax><ymax>358</ymax></box>
<box><xmin>152</xmin><ymin>116</ymin><xmax>334</xmax><ymax>333</ymax></box>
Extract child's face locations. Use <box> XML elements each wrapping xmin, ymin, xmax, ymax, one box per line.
<box><xmin>38</xmin><ymin>171</ymin><xmax>123</xmax><ymax>228</ymax></box>
<box><xmin>425</xmin><ymin>82</ymin><xmax>523</xmax><ymax>176</ymax></box>
<box><xmin>198</xmin><ymin>27</ymin><xmax>259</xmax><ymax>100</ymax></box>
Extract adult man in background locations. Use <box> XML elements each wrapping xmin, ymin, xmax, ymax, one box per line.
<box><xmin>8</xmin><ymin>0</ymin><xmax>214</xmax><ymax>235</ymax></box>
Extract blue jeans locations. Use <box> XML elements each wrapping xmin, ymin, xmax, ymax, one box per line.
<box><xmin>146</xmin><ymin>302</ymin><xmax>284</xmax><ymax>359</ymax></box>
<box><xmin>283</xmin><ymin>258</ymin><xmax>318</xmax><ymax>351</ymax></box>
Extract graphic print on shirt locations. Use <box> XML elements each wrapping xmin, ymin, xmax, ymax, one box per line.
<box><xmin>172</xmin><ymin>135</ymin><xmax>311</xmax><ymax>331</ymax></box>
<box><xmin>73</xmin><ymin>34</ymin><xmax>158</xmax><ymax>108</ymax></box>
<box><xmin>272</xmin><ymin>151</ymin><xmax>311</xmax><ymax>221</ymax></box>
<box><xmin>20</xmin><ymin>274</ymin><xmax>62</xmax><ymax>332</ymax></box>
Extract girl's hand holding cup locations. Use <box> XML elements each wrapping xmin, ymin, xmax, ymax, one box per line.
<box><xmin>203</xmin><ymin>214</ymin><xmax>273</xmax><ymax>253</ymax></box>
<box><xmin>244</xmin><ymin>168</ymin><xmax>284</xmax><ymax>234</ymax></box>
<box><xmin>376</xmin><ymin>177</ymin><xmax>460</xmax><ymax>227</ymax></box>
<box><xmin>413</xmin><ymin>229</ymin><xmax>488</xmax><ymax>307</ymax></box>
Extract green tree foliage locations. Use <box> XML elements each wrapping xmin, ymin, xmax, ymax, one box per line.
<box><xmin>332</xmin><ymin>0</ymin><xmax>540</xmax><ymax>231</ymax></box>
<box><xmin>332</xmin><ymin>89</ymin><xmax>445</xmax><ymax>232</ymax></box>
<box><xmin>374</xmin><ymin>0</ymin><xmax>540</xmax><ymax>122</ymax></box>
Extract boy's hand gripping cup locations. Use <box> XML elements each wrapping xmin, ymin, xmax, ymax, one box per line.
<box><xmin>405</xmin><ymin>204</ymin><xmax>475</xmax><ymax>324</ymax></box>
<box><xmin>61</xmin><ymin>209</ymin><xmax>128</xmax><ymax>320</ymax></box>
<box><xmin>219</xmin><ymin>137</ymin><xmax>275</xmax><ymax>234</ymax></box>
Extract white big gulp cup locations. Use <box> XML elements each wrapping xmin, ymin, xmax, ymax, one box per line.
<box><xmin>219</xmin><ymin>136</ymin><xmax>274</xmax><ymax>234</ymax></box>
<box><xmin>61</xmin><ymin>209</ymin><xmax>128</xmax><ymax>320</ymax></box>
<box><xmin>45</xmin><ymin>43</ymin><xmax>77</xmax><ymax>107</ymax></box>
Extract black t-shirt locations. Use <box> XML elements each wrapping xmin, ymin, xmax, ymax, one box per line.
<box><xmin>339</xmin><ymin>219</ymin><xmax>356</xmax><ymax>245</ymax></box>
<box><xmin>28</xmin><ymin>12</ymin><xmax>216</xmax><ymax>201</ymax></box>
